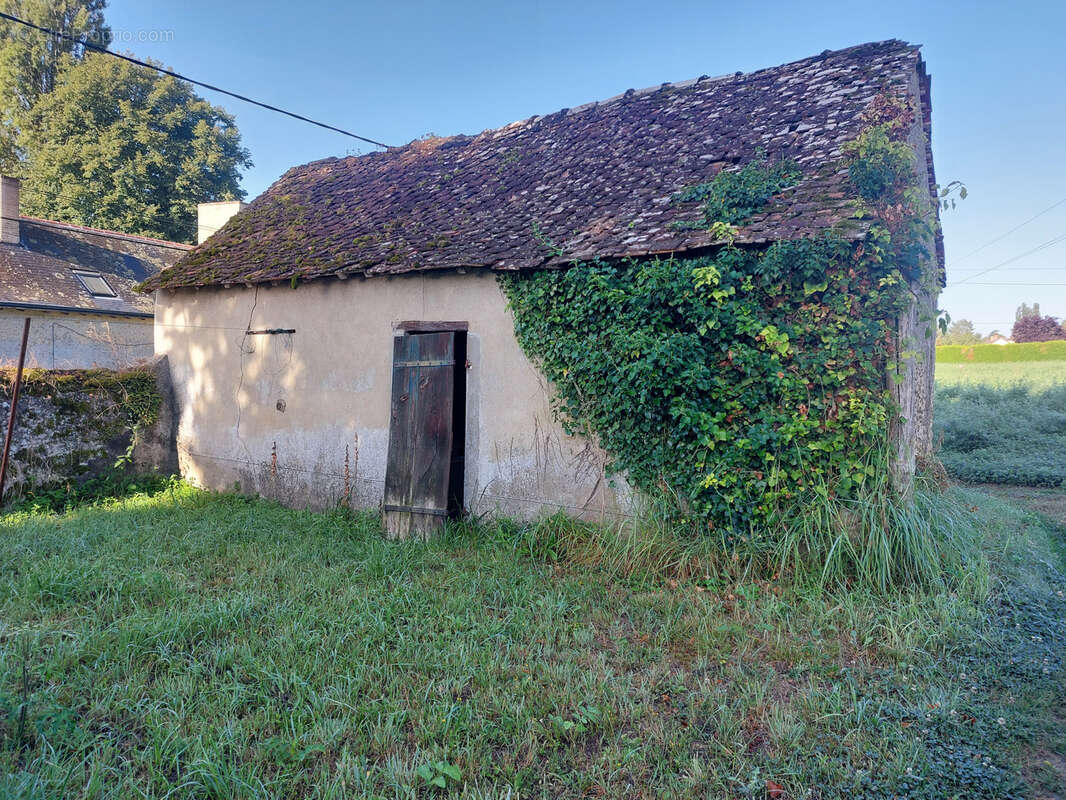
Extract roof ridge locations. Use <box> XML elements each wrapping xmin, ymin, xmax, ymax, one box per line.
<box><xmin>405</xmin><ymin>39</ymin><xmax>919</xmax><ymax>150</ymax></box>
<box><xmin>143</xmin><ymin>38</ymin><xmax>931</xmax><ymax>292</ymax></box>
<box><xmin>20</xmin><ymin>216</ymin><xmax>194</xmax><ymax>250</ymax></box>
<box><xmin>293</xmin><ymin>39</ymin><xmax>918</xmax><ymax>176</ymax></box>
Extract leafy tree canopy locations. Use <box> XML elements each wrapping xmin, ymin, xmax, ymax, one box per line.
<box><xmin>938</xmin><ymin>318</ymin><xmax>982</xmax><ymax>346</ymax></box>
<box><xmin>0</xmin><ymin>0</ymin><xmax>108</xmax><ymax>170</ymax></box>
<box><xmin>19</xmin><ymin>52</ymin><xmax>251</xmax><ymax>242</ymax></box>
<box><xmin>1015</xmin><ymin>302</ymin><xmax>1041</xmax><ymax>321</ymax></box>
<box><xmin>0</xmin><ymin>0</ymin><xmax>108</xmax><ymax>111</ymax></box>
<box><xmin>1012</xmin><ymin>314</ymin><xmax>1066</xmax><ymax>343</ymax></box>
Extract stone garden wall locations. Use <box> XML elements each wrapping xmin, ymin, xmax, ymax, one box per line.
<box><xmin>0</xmin><ymin>356</ymin><xmax>177</xmax><ymax>502</ymax></box>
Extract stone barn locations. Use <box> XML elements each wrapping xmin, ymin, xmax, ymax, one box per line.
<box><xmin>143</xmin><ymin>40</ymin><xmax>943</xmax><ymax>536</ymax></box>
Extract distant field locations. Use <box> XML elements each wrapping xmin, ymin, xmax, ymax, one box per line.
<box><xmin>934</xmin><ymin>349</ymin><xmax>1066</xmax><ymax>487</ymax></box>
<box><xmin>935</xmin><ymin>359</ymin><xmax>1066</xmax><ymax>390</ymax></box>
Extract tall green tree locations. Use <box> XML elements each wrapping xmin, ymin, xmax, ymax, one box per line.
<box><xmin>0</xmin><ymin>0</ymin><xmax>109</xmax><ymax>170</ymax></box>
<box><xmin>1015</xmin><ymin>302</ymin><xmax>1041</xmax><ymax>321</ymax></box>
<box><xmin>938</xmin><ymin>318</ymin><xmax>982</xmax><ymax>346</ymax></box>
<box><xmin>0</xmin><ymin>0</ymin><xmax>108</xmax><ymax>108</ymax></box>
<box><xmin>19</xmin><ymin>52</ymin><xmax>251</xmax><ymax>243</ymax></box>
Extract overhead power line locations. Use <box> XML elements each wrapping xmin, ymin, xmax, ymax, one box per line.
<box><xmin>951</xmin><ymin>266</ymin><xmax>1066</xmax><ymax>272</ymax></box>
<box><xmin>950</xmin><ymin>196</ymin><xmax>1066</xmax><ymax>264</ymax></box>
<box><xmin>950</xmin><ymin>231</ymin><xmax>1066</xmax><ymax>286</ymax></box>
<box><xmin>0</xmin><ymin>11</ymin><xmax>393</xmax><ymax>149</ymax></box>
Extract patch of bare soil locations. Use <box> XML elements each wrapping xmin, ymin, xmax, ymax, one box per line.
<box><xmin>963</xmin><ymin>483</ymin><xmax>1066</xmax><ymax>525</ymax></box>
<box><xmin>1026</xmin><ymin>749</ymin><xmax>1066</xmax><ymax>800</ymax></box>
<box><xmin>1023</xmin><ymin>708</ymin><xmax>1066</xmax><ymax>800</ymax></box>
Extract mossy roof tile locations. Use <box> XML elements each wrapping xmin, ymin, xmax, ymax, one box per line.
<box><xmin>142</xmin><ymin>39</ymin><xmax>938</xmax><ymax>292</ymax></box>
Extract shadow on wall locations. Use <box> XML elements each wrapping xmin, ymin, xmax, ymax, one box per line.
<box><xmin>157</xmin><ymin>287</ymin><xmax>356</xmax><ymax>510</ymax></box>
<box><xmin>156</xmin><ymin>277</ymin><xmax>630</xmax><ymax>521</ymax></box>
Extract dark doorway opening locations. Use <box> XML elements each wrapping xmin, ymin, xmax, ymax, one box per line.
<box><xmin>447</xmin><ymin>331</ymin><xmax>467</xmax><ymax>518</ymax></box>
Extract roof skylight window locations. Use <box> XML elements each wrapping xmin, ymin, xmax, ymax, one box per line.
<box><xmin>73</xmin><ymin>270</ymin><xmax>117</xmax><ymax>298</ymax></box>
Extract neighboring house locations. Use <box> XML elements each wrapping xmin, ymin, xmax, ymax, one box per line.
<box><xmin>0</xmin><ymin>176</ymin><xmax>192</xmax><ymax>369</ymax></box>
<box><xmin>143</xmin><ymin>40</ymin><xmax>943</xmax><ymax>533</ymax></box>
<box><xmin>987</xmin><ymin>332</ymin><xmax>1011</xmax><ymax>345</ymax></box>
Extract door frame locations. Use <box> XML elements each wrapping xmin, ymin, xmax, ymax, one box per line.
<box><xmin>386</xmin><ymin>321</ymin><xmax>469</xmax><ymax>534</ymax></box>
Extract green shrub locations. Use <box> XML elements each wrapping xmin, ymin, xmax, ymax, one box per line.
<box><xmin>502</xmin><ymin>91</ymin><xmax>935</xmax><ymax>549</ymax></box>
<box><xmin>4</xmin><ymin>473</ymin><xmax>181</xmax><ymax>514</ymax></box>
<box><xmin>671</xmin><ymin>155</ymin><xmax>802</xmax><ymax>227</ymax></box>
<box><xmin>936</xmin><ymin>340</ymin><xmax>1066</xmax><ymax>363</ymax></box>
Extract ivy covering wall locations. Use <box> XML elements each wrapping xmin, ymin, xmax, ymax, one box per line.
<box><xmin>500</xmin><ymin>92</ymin><xmax>939</xmax><ymax>535</ymax></box>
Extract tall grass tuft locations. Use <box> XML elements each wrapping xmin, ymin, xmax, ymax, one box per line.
<box><xmin>503</xmin><ymin>497</ymin><xmax>750</xmax><ymax>586</ymax></box>
<box><xmin>770</xmin><ymin>467</ymin><xmax>985</xmax><ymax>594</ymax></box>
<box><xmin>498</xmin><ymin>457</ymin><xmax>987</xmax><ymax>595</ymax></box>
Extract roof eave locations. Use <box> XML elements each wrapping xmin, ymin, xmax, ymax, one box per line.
<box><xmin>0</xmin><ymin>300</ymin><xmax>153</xmax><ymax>319</ymax></box>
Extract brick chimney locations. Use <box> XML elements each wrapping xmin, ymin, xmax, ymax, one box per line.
<box><xmin>197</xmin><ymin>200</ymin><xmax>247</xmax><ymax>245</ymax></box>
<box><xmin>1</xmin><ymin>176</ymin><xmax>19</xmax><ymax>245</ymax></box>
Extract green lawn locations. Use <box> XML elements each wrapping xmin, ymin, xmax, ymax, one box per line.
<box><xmin>1</xmin><ymin>483</ymin><xmax>1064</xmax><ymax>798</ymax></box>
<box><xmin>935</xmin><ymin>360</ymin><xmax>1066</xmax><ymax>391</ymax></box>
<box><xmin>936</xmin><ymin>341</ymin><xmax>1066</xmax><ymax>366</ymax></box>
<box><xmin>933</xmin><ymin>354</ymin><xmax>1066</xmax><ymax>487</ymax></box>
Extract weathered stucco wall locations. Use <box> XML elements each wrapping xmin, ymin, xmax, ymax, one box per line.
<box><xmin>0</xmin><ymin>309</ymin><xmax>154</xmax><ymax>369</ymax></box>
<box><xmin>0</xmin><ymin>356</ymin><xmax>178</xmax><ymax>501</ymax></box>
<box><xmin>154</xmin><ymin>271</ymin><xmax>632</xmax><ymax>520</ymax></box>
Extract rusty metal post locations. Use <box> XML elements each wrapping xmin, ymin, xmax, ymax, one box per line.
<box><xmin>342</xmin><ymin>444</ymin><xmax>351</xmax><ymax>508</ymax></box>
<box><xmin>0</xmin><ymin>317</ymin><xmax>31</xmax><ymax>502</ymax></box>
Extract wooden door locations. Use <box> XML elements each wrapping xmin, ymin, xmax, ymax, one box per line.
<box><xmin>383</xmin><ymin>332</ymin><xmax>455</xmax><ymax>539</ymax></box>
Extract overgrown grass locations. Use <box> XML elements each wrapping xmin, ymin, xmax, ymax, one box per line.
<box><xmin>933</xmin><ymin>352</ymin><xmax>1066</xmax><ymax>487</ymax></box>
<box><xmin>771</xmin><ymin>477</ymin><xmax>984</xmax><ymax>593</ymax></box>
<box><xmin>934</xmin><ymin>383</ymin><xmax>1066</xmax><ymax>487</ymax></box>
<box><xmin>525</xmin><ymin>473</ymin><xmax>983</xmax><ymax>595</ymax></box>
<box><xmin>0</xmin><ymin>482</ymin><xmax>1063</xmax><ymax>798</ymax></box>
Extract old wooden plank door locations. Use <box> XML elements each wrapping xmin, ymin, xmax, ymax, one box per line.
<box><xmin>383</xmin><ymin>332</ymin><xmax>455</xmax><ymax>539</ymax></box>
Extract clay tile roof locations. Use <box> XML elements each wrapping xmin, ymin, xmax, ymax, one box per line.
<box><xmin>143</xmin><ymin>39</ymin><xmax>938</xmax><ymax>292</ymax></box>
<box><xmin>1</xmin><ymin>218</ymin><xmax>190</xmax><ymax>316</ymax></box>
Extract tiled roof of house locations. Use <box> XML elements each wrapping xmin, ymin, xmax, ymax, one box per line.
<box><xmin>143</xmin><ymin>39</ymin><xmax>938</xmax><ymax>292</ymax></box>
<box><xmin>0</xmin><ymin>218</ymin><xmax>190</xmax><ymax>316</ymax></box>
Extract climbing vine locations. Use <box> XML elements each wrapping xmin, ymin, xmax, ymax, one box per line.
<box><xmin>672</xmin><ymin>154</ymin><xmax>802</xmax><ymax>229</ymax></box>
<box><xmin>500</xmin><ymin>91</ymin><xmax>937</xmax><ymax>535</ymax></box>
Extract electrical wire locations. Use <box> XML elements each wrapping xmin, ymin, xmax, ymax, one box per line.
<box><xmin>949</xmin><ymin>231</ymin><xmax>1066</xmax><ymax>286</ymax></box>
<box><xmin>949</xmin><ymin>196</ymin><xmax>1066</xmax><ymax>265</ymax></box>
<box><xmin>955</xmin><ymin>285</ymin><xmax>1066</xmax><ymax>290</ymax></box>
<box><xmin>0</xmin><ymin>11</ymin><xmax>394</xmax><ymax>149</ymax></box>
<box><xmin>951</xmin><ymin>266</ymin><xmax>1066</xmax><ymax>273</ymax></box>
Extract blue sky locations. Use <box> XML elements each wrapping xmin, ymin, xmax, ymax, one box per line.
<box><xmin>108</xmin><ymin>0</ymin><xmax>1066</xmax><ymax>334</ymax></box>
